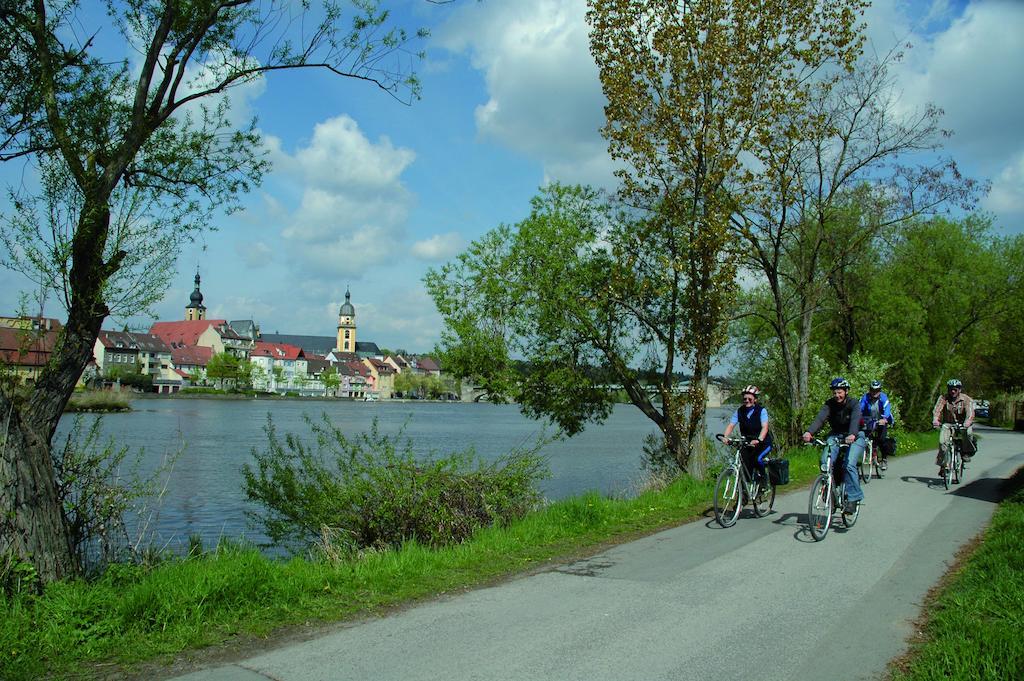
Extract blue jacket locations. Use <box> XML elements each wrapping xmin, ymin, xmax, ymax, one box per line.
<box><xmin>859</xmin><ymin>391</ymin><xmax>893</xmax><ymax>426</ymax></box>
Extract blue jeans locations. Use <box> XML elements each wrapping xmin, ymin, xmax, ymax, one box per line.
<box><xmin>821</xmin><ymin>433</ymin><xmax>865</xmax><ymax>502</ymax></box>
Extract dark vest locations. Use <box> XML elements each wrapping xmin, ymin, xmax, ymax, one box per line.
<box><xmin>736</xmin><ymin>405</ymin><xmax>773</xmax><ymax>450</ymax></box>
<box><xmin>826</xmin><ymin>397</ymin><xmax>855</xmax><ymax>434</ymax></box>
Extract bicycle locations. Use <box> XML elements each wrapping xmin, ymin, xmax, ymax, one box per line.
<box><xmin>806</xmin><ymin>437</ymin><xmax>860</xmax><ymax>541</ymax></box>
<box><xmin>860</xmin><ymin>424</ymin><xmax>884</xmax><ymax>482</ymax></box>
<box><xmin>940</xmin><ymin>422</ymin><xmax>968</xmax><ymax>489</ymax></box>
<box><xmin>713</xmin><ymin>434</ymin><xmax>776</xmax><ymax>527</ymax></box>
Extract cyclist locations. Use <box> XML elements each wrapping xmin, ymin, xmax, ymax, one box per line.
<box><xmin>802</xmin><ymin>377</ymin><xmax>866</xmax><ymax>513</ymax></box>
<box><xmin>932</xmin><ymin>378</ymin><xmax>975</xmax><ymax>474</ymax></box>
<box><xmin>722</xmin><ymin>385</ymin><xmax>773</xmax><ymax>484</ymax></box>
<box><xmin>860</xmin><ymin>380</ymin><xmax>894</xmax><ymax>470</ymax></box>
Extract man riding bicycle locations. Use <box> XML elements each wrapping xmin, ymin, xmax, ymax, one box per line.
<box><xmin>722</xmin><ymin>385</ymin><xmax>773</xmax><ymax>484</ymax></box>
<box><xmin>802</xmin><ymin>377</ymin><xmax>865</xmax><ymax>513</ymax></box>
<box><xmin>859</xmin><ymin>380</ymin><xmax>894</xmax><ymax>470</ymax></box>
<box><xmin>932</xmin><ymin>378</ymin><xmax>975</xmax><ymax>475</ymax></box>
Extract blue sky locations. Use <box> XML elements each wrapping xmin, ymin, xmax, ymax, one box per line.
<box><xmin>2</xmin><ymin>0</ymin><xmax>1022</xmax><ymax>354</ymax></box>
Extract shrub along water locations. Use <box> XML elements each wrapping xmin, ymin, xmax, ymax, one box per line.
<box><xmin>242</xmin><ymin>414</ymin><xmax>550</xmax><ymax>555</ymax></box>
<box><xmin>1</xmin><ymin>430</ymin><xmax>940</xmax><ymax>679</ymax></box>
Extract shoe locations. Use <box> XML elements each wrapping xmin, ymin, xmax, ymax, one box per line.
<box><xmin>938</xmin><ymin>466</ymin><xmax>946</xmax><ymax>478</ymax></box>
<box><xmin>880</xmin><ymin>459</ymin><xmax>888</xmax><ymax>471</ymax></box>
<box><xmin>844</xmin><ymin>500</ymin><xmax>859</xmax><ymax>514</ymax></box>
<box><xmin>962</xmin><ymin>454</ymin><xmax>972</xmax><ymax>462</ymax></box>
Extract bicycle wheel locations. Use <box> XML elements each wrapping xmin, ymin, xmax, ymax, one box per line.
<box><xmin>752</xmin><ymin>472</ymin><xmax>776</xmax><ymax>518</ymax></box>
<box><xmin>714</xmin><ymin>465</ymin><xmax>742</xmax><ymax>527</ymax></box>
<box><xmin>874</xmin><ymin>451</ymin><xmax>884</xmax><ymax>480</ymax></box>
<box><xmin>808</xmin><ymin>475</ymin><xmax>832</xmax><ymax>541</ymax></box>
<box><xmin>943</xmin><ymin>450</ymin><xmax>953</xmax><ymax>490</ymax></box>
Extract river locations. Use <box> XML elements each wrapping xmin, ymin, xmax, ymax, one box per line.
<box><xmin>56</xmin><ymin>399</ymin><xmax>733</xmax><ymax>554</ymax></box>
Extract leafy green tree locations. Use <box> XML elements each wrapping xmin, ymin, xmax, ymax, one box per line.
<box><xmin>205</xmin><ymin>352</ymin><xmax>240</xmax><ymax>390</ymax></box>
<box><xmin>0</xmin><ymin>0</ymin><xmax>435</xmax><ymax>584</ymax></box>
<box><xmin>729</xmin><ymin>52</ymin><xmax>983</xmax><ymax>438</ymax></box>
<box><xmin>322</xmin><ymin>365</ymin><xmax>340</xmax><ymax>397</ymax></box>
<box><xmin>105</xmin><ymin>361</ymin><xmax>152</xmax><ymax>391</ymax></box>
<box><xmin>430</xmin><ymin>0</ymin><xmax>869</xmax><ymax>476</ymax></box>
<box><xmin>856</xmin><ymin>217</ymin><xmax>1022</xmax><ymax>426</ymax></box>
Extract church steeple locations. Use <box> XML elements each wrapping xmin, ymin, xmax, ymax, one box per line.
<box><xmin>185</xmin><ymin>270</ymin><xmax>207</xmax><ymax>321</ymax></box>
<box><xmin>336</xmin><ymin>287</ymin><xmax>356</xmax><ymax>353</ymax></box>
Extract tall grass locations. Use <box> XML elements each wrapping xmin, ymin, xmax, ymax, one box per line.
<box><xmin>0</xmin><ymin>433</ymin><xmax>938</xmax><ymax>679</ymax></box>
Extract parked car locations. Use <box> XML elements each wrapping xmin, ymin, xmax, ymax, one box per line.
<box><xmin>975</xmin><ymin>399</ymin><xmax>990</xmax><ymax>419</ymax></box>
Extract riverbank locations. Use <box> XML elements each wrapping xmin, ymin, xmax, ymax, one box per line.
<box><xmin>0</xmin><ymin>431</ymin><xmax>942</xmax><ymax>679</ymax></box>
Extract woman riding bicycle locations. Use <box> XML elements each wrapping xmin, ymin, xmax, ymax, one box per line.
<box><xmin>859</xmin><ymin>380</ymin><xmax>894</xmax><ymax>470</ymax></box>
<box><xmin>722</xmin><ymin>385</ymin><xmax>773</xmax><ymax>484</ymax></box>
<box><xmin>801</xmin><ymin>377</ymin><xmax>866</xmax><ymax>514</ymax></box>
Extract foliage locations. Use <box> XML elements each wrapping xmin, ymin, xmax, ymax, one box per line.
<box><xmin>65</xmin><ymin>391</ymin><xmax>131</xmax><ymax>413</ymax></box>
<box><xmin>243</xmin><ymin>414</ymin><xmax>549</xmax><ymax>554</ymax></box>
<box><xmin>393</xmin><ymin>371</ymin><xmax>457</xmax><ymax>399</ymax></box>
<box><xmin>816</xmin><ymin>216</ymin><xmax>1022</xmax><ymax>427</ymax></box>
<box><xmin>729</xmin><ymin>48</ymin><xmax>983</xmax><ymax>437</ymax></box>
<box><xmin>205</xmin><ymin>352</ymin><xmax>254</xmax><ymax>390</ymax></box>
<box><xmin>105</xmin><ymin>362</ymin><xmax>153</xmax><ymax>391</ymax></box>
<box><xmin>0</xmin><ymin>0</ymin><xmax>437</xmax><ymax>584</ymax></box>
<box><xmin>51</xmin><ymin>416</ymin><xmax>179</xmax><ymax>574</ymax></box>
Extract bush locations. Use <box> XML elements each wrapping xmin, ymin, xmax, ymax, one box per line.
<box><xmin>243</xmin><ymin>414</ymin><xmax>549</xmax><ymax>556</ymax></box>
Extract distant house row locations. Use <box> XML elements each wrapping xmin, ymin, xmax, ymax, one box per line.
<box><xmin>3</xmin><ymin>277</ymin><xmax>447</xmax><ymax>399</ymax></box>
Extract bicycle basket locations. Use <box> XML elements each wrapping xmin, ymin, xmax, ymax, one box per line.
<box><xmin>768</xmin><ymin>458</ymin><xmax>790</xmax><ymax>485</ymax></box>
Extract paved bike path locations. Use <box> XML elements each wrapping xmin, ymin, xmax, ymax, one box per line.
<box><xmin>171</xmin><ymin>427</ymin><xmax>1024</xmax><ymax>681</ymax></box>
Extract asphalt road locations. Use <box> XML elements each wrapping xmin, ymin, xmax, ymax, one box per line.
<box><xmin>172</xmin><ymin>427</ymin><xmax>1024</xmax><ymax>681</ymax></box>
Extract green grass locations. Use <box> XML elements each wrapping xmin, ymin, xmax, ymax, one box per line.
<box><xmin>889</xmin><ymin>468</ymin><xmax>1024</xmax><ymax>681</ymax></box>
<box><xmin>64</xmin><ymin>391</ymin><xmax>131</xmax><ymax>412</ymax></box>
<box><xmin>0</xmin><ymin>433</ymin><xmax>940</xmax><ymax>679</ymax></box>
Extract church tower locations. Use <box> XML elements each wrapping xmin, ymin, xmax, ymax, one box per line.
<box><xmin>336</xmin><ymin>287</ymin><xmax>357</xmax><ymax>353</ymax></box>
<box><xmin>185</xmin><ymin>270</ymin><xmax>206</xmax><ymax>321</ymax></box>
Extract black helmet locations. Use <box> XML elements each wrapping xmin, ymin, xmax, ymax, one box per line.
<box><xmin>870</xmin><ymin>380</ymin><xmax>882</xmax><ymax>391</ymax></box>
<box><xmin>830</xmin><ymin>377</ymin><xmax>850</xmax><ymax>390</ymax></box>
<box><xmin>947</xmin><ymin>378</ymin><xmax>962</xmax><ymax>389</ymax></box>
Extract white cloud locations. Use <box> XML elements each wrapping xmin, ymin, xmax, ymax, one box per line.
<box><xmin>984</xmin><ymin>150</ymin><xmax>1024</xmax><ymax>215</ymax></box>
<box><xmin>436</xmin><ymin>0</ymin><xmax>615</xmax><ymax>188</ymax></box>
<box><xmin>270</xmin><ymin>115</ymin><xmax>416</xmax><ymax>277</ymax></box>
<box><xmin>235</xmin><ymin>241</ymin><xmax>273</xmax><ymax>268</ymax></box>
<box><xmin>896</xmin><ymin>1</ymin><xmax>1024</xmax><ymax>161</ymax></box>
<box><xmin>411</xmin><ymin>232</ymin><xmax>464</xmax><ymax>261</ymax></box>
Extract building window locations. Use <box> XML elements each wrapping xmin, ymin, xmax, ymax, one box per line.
<box><xmin>344</xmin><ymin>342</ymin><xmax>349</xmax><ymax>350</ymax></box>
<box><xmin>344</xmin><ymin>330</ymin><xmax>350</xmax><ymax>339</ymax></box>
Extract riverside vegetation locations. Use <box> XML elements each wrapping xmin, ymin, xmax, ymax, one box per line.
<box><xmin>0</xmin><ymin>424</ymin><xmax>941</xmax><ymax>679</ymax></box>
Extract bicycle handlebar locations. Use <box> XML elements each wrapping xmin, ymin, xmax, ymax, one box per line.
<box><xmin>716</xmin><ymin>433</ymin><xmax>759</xmax><ymax>447</ymax></box>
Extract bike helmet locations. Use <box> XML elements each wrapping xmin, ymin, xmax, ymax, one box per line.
<box><xmin>869</xmin><ymin>380</ymin><xmax>882</xmax><ymax>390</ymax></box>
<box><xmin>947</xmin><ymin>378</ymin><xmax>963</xmax><ymax>389</ymax></box>
<box><xmin>741</xmin><ymin>385</ymin><xmax>760</xmax><ymax>397</ymax></box>
<box><xmin>830</xmin><ymin>377</ymin><xmax>851</xmax><ymax>390</ymax></box>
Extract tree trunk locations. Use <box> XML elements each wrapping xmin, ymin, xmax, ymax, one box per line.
<box><xmin>0</xmin><ymin>400</ymin><xmax>78</xmax><ymax>583</ymax></box>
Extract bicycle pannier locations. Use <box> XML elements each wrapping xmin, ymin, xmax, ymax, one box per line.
<box><xmin>768</xmin><ymin>458</ymin><xmax>790</xmax><ymax>485</ymax></box>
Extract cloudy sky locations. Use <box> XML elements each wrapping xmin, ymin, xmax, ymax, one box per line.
<box><xmin>1</xmin><ymin>0</ymin><xmax>1021</xmax><ymax>353</ymax></box>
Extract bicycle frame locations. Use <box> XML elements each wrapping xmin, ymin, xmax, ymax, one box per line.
<box><xmin>806</xmin><ymin>437</ymin><xmax>859</xmax><ymax>540</ymax></box>
<box><xmin>713</xmin><ymin>434</ymin><xmax>775</xmax><ymax>527</ymax></box>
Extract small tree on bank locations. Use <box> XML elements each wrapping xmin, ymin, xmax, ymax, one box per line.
<box><xmin>0</xmin><ymin>0</ymin><xmax>435</xmax><ymax>585</ymax></box>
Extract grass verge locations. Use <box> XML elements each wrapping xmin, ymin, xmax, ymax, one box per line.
<box><xmin>888</xmin><ymin>466</ymin><xmax>1024</xmax><ymax>681</ymax></box>
<box><xmin>0</xmin><ymin>432</ymin><xmax>939</xmax><ymax>679</ymax></box>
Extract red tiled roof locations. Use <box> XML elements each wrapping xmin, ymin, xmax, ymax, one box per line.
<box><xmin>365</xmin><ymin>358</ymin><xmax>395</xmax><ymax>373</ymax></box>
<box><xmin>416</xmin><ymin>357</ymin><xmax>441</xmax><ymax>373</ymax></box>
<box><xmin>0</xmin><ymin>326</ymin><xmax>59</xmax><ymax>368</ymax></box>
<box><xmin>252</xmin><ymin>341</ymin><xmax>305</xmax><ymax>360</ymax></box>
<box><xmin>149</xmin><ymin>320</ymin><xmax>227</xmax><ymax>348</ymax></box>
<box><xmin>170</xmin><ymin>345</ymin><xmax>213</xmax><ymax>367</ymax></box>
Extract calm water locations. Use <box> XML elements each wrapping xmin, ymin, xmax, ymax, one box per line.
<box><xmin>57</xmin><ymin>399</ymin><xmax>732</xmax><ymax>553</ymax></box>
